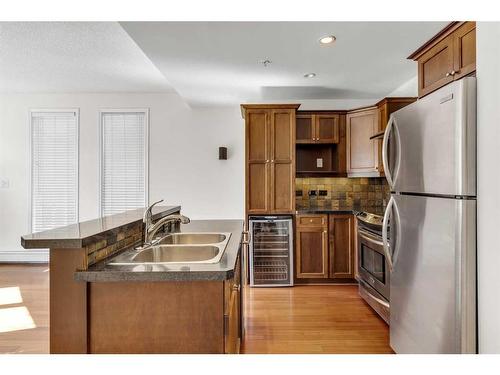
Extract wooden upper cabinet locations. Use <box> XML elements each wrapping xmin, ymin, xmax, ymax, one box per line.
<box><xmin>315</xmin><ymin>115</ymin><xmax>339</xmax><ymax>143</ymax></box>
<box><xmin>270</xmin><ymin>109</ymin><xmax>294</xmax><ymax>212</ymax></box>
<box><xmin>417</xmin><ymin>35</ymin><xmax>455</xmax><ymax>97</ymax></box>
<box><xmin>296</xmin><ymin>114</ymin><xmax>314</xmax><ymax>143</ymax></box>
<box><xmin>246</xmin><ymin>109</ymin><xmax>270</xmax><ymax>213</ymax></box>
<box><xmin>409</xmin><ymin>22</ymin><xmax>476</xmax><ymax>98</ymax></box>
<box><xmin>453</xmin><ymin>22</ymin><xmax>476</xmax><ymax>80</ymax></box>
<box><xmin>242</xmin><ymin>104</ymin><xmax>299</xmax><ymax>214</ymax></box>
<box><xmin>296</xmin><ymin>215</ymin><xmax>329</xmax><ymax>279</ymax></box>
<box><xmin>295</xmin><ymin>113</ymin><xmax>339</xmax><ymax>144</ymax></box>
<box><xmin>346</xmin><ymin>107</ymin><xmax>379</xmax><ymax>176</ymax></box>
<box><xmin>328</xmin><ymin>214</ymin><xmax>354</xmax><ymax>279</ymax></box>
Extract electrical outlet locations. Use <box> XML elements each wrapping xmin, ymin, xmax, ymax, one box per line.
<box><xmin>316</xmin><ymin>158</ymin><xmax>323</xmax><ymax>168</ymax></box>
<box><xmin>0</xmin><ymin>177</ymin><xmax>9</xmax><ymax>189</ymax></box>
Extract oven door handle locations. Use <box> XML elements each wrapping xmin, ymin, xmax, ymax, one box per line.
<box><xmin>360</xmin><ymin>281</ymin><xmax>390</xmax><ymax>308</ymax></box>
<box><xmin>382</xmin><ymin>196</ymin><xmax>394</xmax><ymax>271</ymax></box>
<box><xmin>359</xmin><ymin>231</ymin><xmax>383</xmax><ymax>247</ymax></box>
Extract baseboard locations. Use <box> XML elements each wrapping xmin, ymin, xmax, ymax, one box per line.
<box><xmin>0</xmin><ymin>250</ymin><xmax>49</xmax><ymax>263</ymax></box>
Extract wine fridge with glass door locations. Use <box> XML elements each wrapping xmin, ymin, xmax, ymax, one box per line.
<box><xmin>248</xmin><ymin>216</ymin><xmax>293</xmax><ymax>287</ymax></box>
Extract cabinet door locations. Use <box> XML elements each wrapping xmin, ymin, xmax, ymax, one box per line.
<box><xmin>270</xmin><ymin>109</ymin><xmax>294</xmax><ymax>213</ymax></box>
<box><xmin>417</xmin><ymin>35</ymin><xmax>455</xmax><ymax>97</ymax></box>
<box><xmin>328</xmin><ymin>214</ymin><xmax>354</xmax><ymax>279</ymax></box>
<box><xmin>224</xmin><ymin>287</ymin><xmax>239</xmax><ymax>354</ymax></box>
<box><xmin>296</xmin><ymin>217</ymin><xmax>328</xmax><ymax>279</ymax></box>
<box><xmin>315</xmin><ymin>114</ymin><xmax>339</xmax><ymax>143</ymax></box>
<box><xmin>296</xmin><ymin>114</ymin><xmax>314</xmax><ymax>143</ymax></box>
<box><xmin>453</xmin><ymin>22</ymin><xmax>476</xmax><ymax>80</ymax></box>
<box><xmin>246</xmin><ymin>110</ymin><xmax>270</xmax><ymax>213</ymax></box>
<box><xmin>346</xmin><ymin>108</ymin><xmax>379</xmax><ymax>175</ymax></box>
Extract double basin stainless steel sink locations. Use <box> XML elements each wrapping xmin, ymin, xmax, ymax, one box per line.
<box><xmin>109</xmin><ymin>232</ymin><xmax>231</xmax><ymax>265</ymax></box>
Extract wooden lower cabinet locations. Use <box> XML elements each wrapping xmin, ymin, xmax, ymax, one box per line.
<box><xmin>328</xmin><ymin>214</ymin><xmax>355</xmax><ymax>279</ymax></box>
<box><xmin>88</xmin><ymin>253</ymin><xmax>242</xmax><ymax>354</ymax></box>
<box><xmin>296</xmin><ymin>216</ymin><xmax>329</xmax><ymax>278</ymax></box>
<box><xmin>295</xmin><ymin>214</ymin><xmax>355</xmax><ymax>282</ymax></box>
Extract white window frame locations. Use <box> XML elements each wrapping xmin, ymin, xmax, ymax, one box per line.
<box><xmin>98</xmin><ymin>108</ymin><xmax>150</xmax><ymax>217</ymax></box>
<box><xmin>28</xmin><ymin>108</ymin><xmax>80</xmax><ymax>232</ymax></box>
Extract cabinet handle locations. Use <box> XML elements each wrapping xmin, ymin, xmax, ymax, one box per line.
<box><xmin>233</xmin><ymin>284</ymin><xmax>241</xmax><ymax>292</ymax></box>
<box><xmin>446</xmin><ymin>72</ymin><xmax>451</xmax><ymax>77</ymax></box>
<box><xmin>266</xmin><ymin>159</ymin><xmax>270</xmax><ymax>162</ymax></box>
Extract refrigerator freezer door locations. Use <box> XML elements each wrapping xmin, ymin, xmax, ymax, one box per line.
<box><xmin>389</xmin><ymin>194</ymin><xmax>476</xmax><ymax>354</ymax></box>
<box><xmin>385</xmin><ymin>77</ymin><xmax>476</xmax><ymax>196</ymax></box>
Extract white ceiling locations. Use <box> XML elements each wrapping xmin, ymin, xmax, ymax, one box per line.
<box><xmin>0</xmin><ymin>22</ymin><xmax>172</xmax><ymax>93</ymax></box>
<box><xmin>0</xmin><ymin>22</ymin><xmax>448</xmax><ymax>106</ymax></box>
<box><xmin>121</xmin><ymin>22</ymin><xmax>448</xmax><ymax>106</ymax></box>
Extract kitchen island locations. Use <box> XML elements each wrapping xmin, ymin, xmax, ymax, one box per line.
<box><xmin>21</xmin><ymin>207</ymin><xmax>244</xmax><ymax>354</ymax></box>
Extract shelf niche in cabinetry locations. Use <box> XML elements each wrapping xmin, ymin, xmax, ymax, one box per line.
<box><xmin>296</xmin><ymin>144</ymin><xmax>345</xmax><ymax>177</ymax></box>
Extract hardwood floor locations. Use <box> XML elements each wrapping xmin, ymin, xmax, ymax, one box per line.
<box><xmin>0</xmin><ymin>265</ymin><xmax>391</xmax><ymax>354</ymax></box>
<box><xmin>0</xmin><ymin>264</ymin><xmax>49</xmax><ymax>354</ymax></box>
<box><xmin>242</xmin><ymin>285</ymin><xmax>393</xmax><ymax>354</ymax></box>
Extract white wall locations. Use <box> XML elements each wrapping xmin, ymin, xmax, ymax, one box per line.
<box><xmin>477</xmin><ymin>22</ymin><xmax>500</xmax><ymax>354</ymax></box>
<box><xmin>0</xmin><ymin>92</ymin><xmax>244</xmax><ymax>260</ymax></box>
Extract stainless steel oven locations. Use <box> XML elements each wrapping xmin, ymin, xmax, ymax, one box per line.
<box><xmin>357</xmin><ymin>212</ymin><xmax>390</xmax><ymax>324</ymax></box>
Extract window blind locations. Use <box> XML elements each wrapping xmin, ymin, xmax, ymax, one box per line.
<box><xmin>100</xmin><ymin>111</ymin><xmax>147</xmax><ymax>217</ymax></box>
<box><xmin>31</xmin><ymin>111</ymin><xmax>78</xmax><ymax>233</ymax></box>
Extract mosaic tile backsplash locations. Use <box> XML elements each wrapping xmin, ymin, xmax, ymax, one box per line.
<box><xmin>296</xmin><ymin>177</ymin><xmax>390</xmax><ymax>209</ymax></box>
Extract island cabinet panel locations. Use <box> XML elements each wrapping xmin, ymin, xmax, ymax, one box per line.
<box><xmin>88</xmin><ymin>281</ymin><xmax>225</xmax><ymax>354</ymax></box>
<box><xmin>295</xmin><ymin>214</ymin><xmax>329</xmax><ymax>279</ymax></box>
<box><xmin>328</xmin><ymin>214</ymin><xmax>355</xmax><ymax>279</ymax></box>
<box><xmin>50</xmin><ymin>248</ymin><xmax>88</xmax><ymax>354</ymax></box>
<box><xmin>346</xmin><ymin>107</ymin><xmax>379</xmax><ymax>176</ymax></box>
<box><xmin>242</xmin><ymin>104</ymin><xmax>298</xmax><ymax>214</ymax></box>
<box><xmin>409</xmin><ymin>21</ymin><xmax>476</xmax><ymax>97</ymax></box>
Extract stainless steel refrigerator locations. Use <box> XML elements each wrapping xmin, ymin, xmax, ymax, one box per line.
<box><xmin>381</xmin><ymin>77</ymin><xmax>477</xmax><ymax>353</ymax></box>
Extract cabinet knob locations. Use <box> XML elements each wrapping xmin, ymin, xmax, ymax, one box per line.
<box><xmin>310</xmin><ymin>219</ymin><xmax>313</xmax><ymax>222</ymax></box>
<box><xmin>446</xmin><ymin>72</ymin><xmax>451</xmax><ymax>77</ymax></box>
<box><xmin>451</xmin><ymin>70</ymin><xmax>458</xmax><ymax>76</ymax></box>
<box><xmin>266</xmin><ymin>159</ymin><xmax>270</xmax><ymax>162</ymax></box>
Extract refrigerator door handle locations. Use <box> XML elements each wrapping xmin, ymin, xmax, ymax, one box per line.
<box><xmin>382</xmin><ymin>196</ymin><xmax>394</xmax><ymax>271</ymax></box>
<box><xmin>382</xmin><ymin>116</ymin><xmax>394</xmax><ymax>187</ymax></box>
<box><xmin>382</xmin><ymin>115</ymin><xmax>402</xmax><ymax>189</ymax></box>
<box><xmin>392</xmin><ymin>197</ymin><xmax>402</xmax><ymax>269</ymax></box>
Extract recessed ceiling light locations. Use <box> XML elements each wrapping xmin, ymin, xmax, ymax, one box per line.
<box><xmin>319</xmin><ymin>35</ymin><xmax>336</xmax><ymax>45</ymax></box>
<box><xmin>304</xmin><ymin>73</ymin><xmax>316</xmax><ymax>78</ymax></box>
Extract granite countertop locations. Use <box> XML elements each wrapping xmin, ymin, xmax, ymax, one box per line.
<box><xmin>296</xmin><ymin>201</ymin><xmax>387</xmax><ymax>216</ymax></box>
<box><xmin>21</xmin><ymin>205</ymin><xmax>181</xmax><ymax>249</ymax></box>
<box><xmin>74</xmin><ymin>219</ymin><xmax>244</xmax><ymax>282</ymax></box>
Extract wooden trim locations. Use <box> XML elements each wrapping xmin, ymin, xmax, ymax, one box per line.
<box><xmin>407</xmin><ymin>22</ymin><xmax>464</xmax><ymax>60</ymax></box>
<box><xmin>297</xmin><ymin>110</ymin><xmax>347</xmax><ymax>115</ymax></box>
<box><xmin>374</xmin><ymin>97</ymin><xmax>418</xmax><ymax>107</ymax></box>
<box><xmin>241</xmin><ymin>104</ymin><xmax>301</xmax><ymax>118</ymax></box>
<box><xmin>346</xmin><ymin>105</ymin><xmax>378</xmax><ymax>114</ymax></box>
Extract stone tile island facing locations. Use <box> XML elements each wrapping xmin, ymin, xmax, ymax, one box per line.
<box><xmin>21</xmin><ymin>206</ymin><xmax>244</xmax><ymax>354</ymax></box>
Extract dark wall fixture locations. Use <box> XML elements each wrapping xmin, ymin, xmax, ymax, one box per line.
<box><xmin>219</xmin><ymin>147</ymin><xmax>228</xmax><ymax>160</ymax></box>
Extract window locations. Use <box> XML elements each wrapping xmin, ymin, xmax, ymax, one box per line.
<box><xmin>30</xmin><ymin>110</ymin><xmax>79</xmax><ymax>233</ymax></box>
<box><xmin>100</xmin><ymin>109</ymin><xmax>148</xmax><ymax>217</ymax></box>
